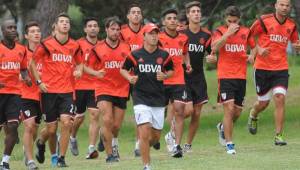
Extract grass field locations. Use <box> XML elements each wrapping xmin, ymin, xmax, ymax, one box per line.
<box><xmin>1</xmin><ymin>57</ymin><xmax>300</xmax><ymax>170</ymax></box>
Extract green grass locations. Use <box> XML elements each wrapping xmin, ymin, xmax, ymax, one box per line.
<box><xmin>1</xmin><ymin>59</ymin><xmax>300</xmax><ymax>170</ymax></box>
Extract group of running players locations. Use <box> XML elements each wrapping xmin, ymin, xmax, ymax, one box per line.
<box><xmin>0</xmin><ymin>0</ymin><xmax>300</xmax><ymax>170</ymax></box>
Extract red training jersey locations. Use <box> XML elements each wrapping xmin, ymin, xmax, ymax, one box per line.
<box><xmin>88</xmin><ymin>40</ymin><xmax>131</xmax><ymax>98</ymax></box>
<box><xmin>121</xmin><ymin>24</ymin><xmax>144</xmax><ymax>51</ymax></box>
<box><xmin>250</xmin><ymin>13</ymin><xmax>299</xmax><ymax>70</ymax></box>
<box><xmin>75</xmin><ymin>38</ymin><xmax>99</xmax><ymax>90</ymax></box>
<box><xmin>33</xmin><ymin>36</ymin><xmax>82</xmax><ymax>93</ymax></box>
<box><xmin>212</xmin><ymin>25</ymin><xmax>256</xmax><ymax>79</ymax></box>
<box><xmin>21</xmin><ymin>46</ymin><xmax>43</xmax><ymax>101</ymax></box>
<box><xmin>0</xmin><ymin>41</ymin><xmax>27</xmax><ymax>95</ymax></box>
<box><xmin>159</xmin><ymin>31</ymin><xmax>188</xmax><ymax>85</ymax></box>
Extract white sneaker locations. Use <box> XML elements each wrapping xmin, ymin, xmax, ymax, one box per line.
<box><xmin>164</xmin><ymin>132</ymin><xmax>175</xmax><ymax>152</ymax></box>
<box><xmin>226</xmin><ymin>143</ymin><xmax>236</xmax><ymax>155</ymax></box>
<box><xmin>216</xmin><ymin>122</ymin><xmax>226</xmax><ymax>147</ymax></box>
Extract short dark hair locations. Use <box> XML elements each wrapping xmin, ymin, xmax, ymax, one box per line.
<box><xmin>162</xmin><ymin>8</ymin><xmax>178</xmax><ymax>18</ymax></box>
<box><xmin>178</xmin><ymin>10</ymin><xmax>188</xmax><ymax>23</ymax></box>
<box><xmin>185</xmin><ymin>1</ymin><xmax>201</xmax><ymax>13</ymax></box>
<box><xmin>127</xmin><ymin>3</ymin><xmax>142</xmax><ymax>14</ymax></box>
<box><xmin>84</xmin><ymin>17</ymin><xmax>98</xmax><ymax>26</ymax></box>
<box><xmin>55</xmin><ymin>12</ymin><xmax>70</xmax><ymax>23</ymax></box>
<box><xmin>104</xmin><ymin>16</ymin><xmax>122</xmax><ymax>28</ymax></box>
<box><xmin>24</xmin><ymin>21</ymin><xmax>39</xmax><ymax>34</ymax></box>
<box><xmin>225</xmin><ymin>6</ymin><xmax>241</xmax><ymax>18</ymax></box>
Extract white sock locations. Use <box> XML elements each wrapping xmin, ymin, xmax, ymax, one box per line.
<box><xmin>144</xmin><ymin>164</ymin><xmax>151</xmax><ymax>170</ymax></box>
<box><xmin>221</xmin><ymin>123</ymin><xmax>224</xmax><ymax>130</ymax></box>
<box><xmin>1</xmin><ymin>155</ymin><xmax>10</xmax><ymax>163</ymax></box>
<box><xmin>27</xmin><ymin>160</ymin><xmax>34</xmax><ymax>164</ymax></box>
<box><xmin>226</xmin><ymin>141</ymin><xmax>233</xmax><ymax>145</ymax></box>
<box><xmin>135</xmin><ymin>140</ymin><xmax>140</xmax><ymax>150</ymax></box>
<box><xmin>51</xmin><ymin>153</ymin><xmax>58</xmax><ymax>158</ymax></box>
<box><xmin>70</xmin><ymin>136</ymin><xmax>76</xmax><ymax>142</ymax></box>
<box><xmin>88</xmin><ymin>145</ymin><xmax>95</xmax><ymax>153</ymax></box>
<box><xmin>112</xmin><ymin>138</ymin><xmax>118</xmax><ymax>147</ymax></box>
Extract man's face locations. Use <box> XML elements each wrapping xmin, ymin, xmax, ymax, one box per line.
<box><xmin>144</xmin><ymin>30</ymin><xmax>159</xmax><ymax>46</ymax></box>
<box><xmin>84</xmin><ymin>20</ymin><xmax>99</xmax><ymax>38</ymax></box>
<box><xmin>56</xmin><ymin>16</ymin><xmax>70</xmax><ymax>34</ymax></box>
<box><xmin>2</xmin><ymin>20</ymin><xmax>17</xmax><ymax>41</ymax></box>
<box><xmin>225</xmin><ymin>15</ymin><xmax>240</xmax><ymax>26</ymax></box>
<box><xmin>25</xmin><ymin>26</ymin><xmax>41</xmax><ymax>43</ymax></box>
<box><xmin>163</xmin><ymin>13</ymin><xmax>178</xmax><ymax>31</ymax></box>
<box><xmin>275</xmin><ymin>0</ymin><xmax>291</xmax><ymax>17</ymax></box>
<box><xmin>186</xmin><ymin>6</ymin><xmax>201</xmax><ymax>24</ymax></box>
<box><xmin>106</xmin><ymin>23</ymin><xmax>121</xmax><ymax>42</ymax></box>
<box><xmin>127</xmin><ymin>7</ymin><xmax>143</xmax><ymax>25</ymax></box>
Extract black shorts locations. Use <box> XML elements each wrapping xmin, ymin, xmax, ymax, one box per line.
<box><xmin>41</xmin><ymin>93</ymin><xmax>75</xmax><ymax>123</ymax></box>
<box><xmin>218</xmin><ymin>79</ymin><xmax>246</xmax><ymax>107</ymax></box>
<box><xmin>97</xmin><ymin>95</ymin><xmax>127</xmax><ymax>110</ymax></box>
<box><xmin>185</xmin><ymin>75</ymin><xmax>208</xmax><ymax>105</ymax></box>
<box><xmin>75</xmin><ymin>90</ymin><xmax>97</xmax><ymax>114</ymax></box>
<box><xmin>165</xmin><ymin>85</ymin><xmax>190</xmax><ymax>104</ymax></box>
<box><xmin>0</xmin><ymin>94</ymin><xmax>21</xmax><ymax>125</ymax></box>
<box><xmin>21</xmin><ymin>99</ymin><xmax>42</xmax><ymax>124</ymax></box>
<box><xmin>254</xmin><ymin>69</ymin><xmax>289</xmax><ymax>96</ymax></box>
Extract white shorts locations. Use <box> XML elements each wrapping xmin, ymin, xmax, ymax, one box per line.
<box><xmin>133</xmin><ymin>104</ymin><xmax>165</xmax><ymax>130</ymax></box>
<box><xmin>258</xmin><ymin>87</ymin><xmax>287</xmax><ymax>101</ymax></box>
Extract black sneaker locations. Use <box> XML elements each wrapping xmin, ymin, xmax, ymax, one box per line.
<box><xmin>112</xmin><ymin>145</ymin><xmax>120</xmax><ymax>160</ymax></box>
<box><xmin>171</xmin><ymin>145</ymin><xmax>183</xmax><ymax>158</ymax></box>
<box><xmin>35</xmin><ymin>139</ymin><xmax>45</xmax><ymax>164</ymax></box>
<box><xmin>57</xmin><ymin>157</ymin><xmax>68</xmax><ymax>167</ymax></box>
<box><xmin>0</xmin><ymin>162</ymin><xmax>10</xmax><ymax>170</ymax></box>
<box><xmin>105</xmin><ymin>154</ymin><xmax>119</xmax><ymax>163</ymax></box>
<box><xmin>97</xmin><ymin>135</ymin><xmax>105</xmax><ymax>152</ymax></box>
<box><xmin>134</xmin><ymin>149</ymin><xmax>141</xmax><ymax>157</ymax></box>
<box><xmin>153</xmin><ymin>142</ymin><xmax>160</xmax><ymax>150</ymax></box>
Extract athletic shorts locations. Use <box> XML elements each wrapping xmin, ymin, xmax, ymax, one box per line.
<box><xmin>165</xmin><ymin>85</ymin><xmax>191</xmax><ymax>104</ymax></box>
<box><xmin>218</xmin><ymin>79</ymin><xmax>246</xmax><ymax>107</ymax></box>
<box><xmin>133</xmin><ymin>104</ymin><xmax>165</xmax><ymax>130</ymax></box>
<box><xmin>21</xmin><ymin>98</ymin><xmax>42</xmax><ymax>124</ymax></box>
<box><xmin>185</xmin><ymin>77</ymin><xmax>208</xmax><ymax>105</ymax></box>
<box><xmin>0</xmin><ymin>94</ymin><xmax>21</xmax><ymax>126</ymax></box>
<box><xmin>75</xmin><ymin>90</ymin><xmax>97</xmax><ymax>115</ymax></box>
<box><xmin>97</xmin><ymin>95</ymin><xmax>127</xmax><ymax>110</ymax></box>
<box><xmin>254</xmin><ymin>69</ymin><xmax>289</xmax><ymax>101</ymax></box>
<box><xmin>41</xmin><ymin>93</ymin><xmax>75</xmax><ymax>123</ymax></box>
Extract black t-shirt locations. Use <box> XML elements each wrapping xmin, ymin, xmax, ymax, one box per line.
<box><xmin>183</xmin><ymin>28</ymin><xmax>211</xmax><ymax>81</ymax></box>
<box><xmin>122</xmin><ymin>47</ymin><xmax>173</xmax><ymax>107</ymax></box>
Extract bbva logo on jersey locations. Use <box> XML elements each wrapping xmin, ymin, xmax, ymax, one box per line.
<box><xmin>269</xmin><ymin>34</ymin><xmax>288</xmax><ymax>43</ymax></box>
<box><xmin>164</xmin><ymin>48</ymin><xmax>183</xmax><ymax>56</ymax></box>
<box><xmin>52</xmin><ymin>54</ymin><xmax>72</xmax><ymax>63</ymax></box>
<box><xmin>188</xmin><ymin>44</ymin><xmax>204</xmax><ymax>52</ymax></box>
<box><xmin>1</xmin><ymin>62</ymin><xmax>21</xmax><ymax>70</ymax></box>
<box><xmin>225</xmin><ymin>44</ymin><xmax>245</xmax><ymax>52</ymax></box>
<box><xmin>139</xmin><ymin>64</ymin><xmax>162</xmax><ymax>73</ymax></box>
<box><xmin>105</xmin><ymin>61</ymin><xmax>123</xmax><ymax>69</ymax></box>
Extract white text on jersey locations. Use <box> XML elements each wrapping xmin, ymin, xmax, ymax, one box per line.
<box><xmin>52</xmin><ymin>54</ymin><xmax>72</xmax><ymax>63</ymax></box>
<box><xmin>139</xmin><ymin>64</ymin><xmax>162</xmax><ymax>73</ymax></box>
<box><xmin>1</xmin><ymin>62</ymin><xmax>20</xmax><ymax>70</ymax></box>
<box><xmin>105</xmin><ymin>61</ymin><xmax>122</xmax><ymax>69</ymax></box>
<box><xmin>188</xmin><ymin>44</ymin><xmax>204</xmax><ymax>52</ymax></box>
<box><xmin>269</xmin><ymin>34</ymin><xmax>288</xmax><ymax>43</ymax></box>
<box><xmin>225</xmin><ymin>44</ymin><xmax>245</xmax><ymax>52</ymax></box>
<box><xmin>164</xmin><ymin>48</ymin><xmax>183</xmax><ymax>56</ymax></box>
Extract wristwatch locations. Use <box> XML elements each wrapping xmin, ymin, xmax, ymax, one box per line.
<box><xmin>36</xmin><ymin>80</ymin><xmax>42</xmax><ymax>85</ymax></box>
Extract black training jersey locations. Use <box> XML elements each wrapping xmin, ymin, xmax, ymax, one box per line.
<box><xmin>122</xmin><ymin>47</ymin><xmax>173</xmax><ymax>107</ymax></box>
<box><xmin>183</xmin><ymin>27</ymin><xmax>211</xmax><ymax>79</ymax></box>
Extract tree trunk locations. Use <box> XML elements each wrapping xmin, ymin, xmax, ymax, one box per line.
<box><xmin>27</xmin><ymin>0</ymin><xmax>68</xmax><ymax>38</ymax></box>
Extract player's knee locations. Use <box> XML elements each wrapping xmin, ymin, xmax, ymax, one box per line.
<box><xmin>61</xmin><ymin>119</ymin><xmax>72</xmax><ymax>129</ymax></box>
<box><xmin>6</xmin><ymin>122</ymin><xmax>19</xmax><ymax>142</ymax></box>
<box><xmin>258</xmin><ymin>101</ymin><xmax>270</xmax><ymax>110</ymax></box>
<box><xmin>46</xmin><ymin>125</ymin><xmax>57</xmax><ymax>135</ymax></box>
<box><xmin>103</xmin><ymin>116</ymin><xmax>113</xmax><ymax>126</ymax></box>
<box><xmin>274</xmin><ymin>93</ymin><xmax>285</xmax><ymax>102</ymax></box>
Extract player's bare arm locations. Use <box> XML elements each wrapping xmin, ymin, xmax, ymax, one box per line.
<box><xmin>156</xmin><ymin>70</ymin><xmax>174</xmax><ymax>81</ymax></box>
<box><xmin>83</xmin><ymin>65</ymin><xmax>105</xmax><ymax>78</ymax></box>
<box><xmin>29</xmin><ymin>58</ymin><xmax>48</xmax><ymax>93</ymax></box>
<box><xmin>120</xmin><ymin>68</ymin><xmax>138</xmax><ymax>85</ymax></box>
<box><xmin>212</xmin><ymin>23</ymin><xmax>239</xmax><ymax>52</ymax></box>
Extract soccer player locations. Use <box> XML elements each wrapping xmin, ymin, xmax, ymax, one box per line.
<box><xmin>0</xmin><ymin>19</ymin><xmax>30</xmax><ymax>170</ymax></box>
<box><xmin>120</xmin><ymin>23</ymin><xmax>174</xmax><ymax>170</ymax></box>
<box><xmin>247</xmin><ymin>0</ymin><xmax>300</xmax><ymax>145</ymax></box>
<box><xmin>160</xmin><ymin>8</ymin><xmax>192</xmax><ymax>158</ymax></box>
<box><xmin>211</xmin><ymin>6</ymin><xmax>256</xmax><ymax>154</ymax></box>
<box><xmin>120</xmin><ymin>3</ymin><xmax>144</xmax><ymax>157</ymax></box>
<box><xmin>21</xmin><ymin>21</ymin><xmax>42</xmax><ymax>170</ymax></box>
<box><xmin>85</xmin><ymin>16</ymin><xmax>130</xmax><ymax>162</ymax></box>
<box><xmin>69</xmin><ymin>17</ymin><xmax>100</xmax><ymax>159</ymax></box>
<box><xmin>30</xmin><ymin>13</ymin><xmax>83</xmax><ymax>167</ymax></box>
<box><xmin>181</xmin><ymin>1</ymin><xmax>212</xmax><ymax>152</ymax></box>
<box><xmin>176</xmin><ymin>10</ymin><xmax>188</xmax><ymax>32</ymax></box>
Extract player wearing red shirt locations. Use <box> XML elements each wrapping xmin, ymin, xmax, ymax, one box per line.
<box><xmin>247</xmin><ymin>0</ymin><xmax>300</xmax><ymax>145</ymax></box>
<box><xmin>85</xmin><ymin>17</ymin><xmax>130</xmax><ymax>163</ymax></box>
<box><xmin>0</xmin><ymin>19</ymin><xmax>30</xmax><ymax>170</ymax></box>
<box><xmin>211</xmin><ymin>6</ymin><xmax>256</xmax><ymax>154</ymax></box>
<box><xmin>120</xmin><ymin>4</ymin><xmax>144</xmax><ymax>157</ymax></box>
<box><xmin>30</xmin><ymin>13</ymin><xmax>83</xmax><ymax>167</ymax></box>
<box><xmin>159</xmin><ymin>8</ymin><xmax>192</xmax><ymax>158</ymax></box>
<box><xmin>20</xmin><ymin>21</ymin><xmax>42</xmax><ymax>170</ymax></box>
<box><xmin>69</xmin><ymin>17</ymin><xmax>100</xmax><ymax>159</ymax></box>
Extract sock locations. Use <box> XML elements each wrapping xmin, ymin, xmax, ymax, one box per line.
<box><xmin>27</xmin><ymin>160</ymin><xmax>34</xmax><ymax>164</ymax></box>
<box><xmin>51</xmin><ymin>153</ymin><xmax>58</xmax><ymax>158</ymax></box>
<box><xmin>112</xmin><ymin>138</ymin><xmax>118</xmax><ymax>147</ymax></box>
<box><xmin>70</xmin><ymin>136</ymin><xmax>76</xmax><ymax>142</ymax></box>
<box><xmin>226</xmin><ymin>141</ymin><xmax>233</xmax><ymax>145</ymax></box>
<box><xmin>1</xmin><ymin>155</ymin><xmax>10</xmax><ymax>163</ymax></box>
<box><xmin>221</xmin><ymin>123</ymin><xmax>224</xmax><ymax>130</ymax></box>
<box><xmin>135</xmin><ymin>140</ymin><xmax>140</xmax><ymax>150</ymax></box>
<box><xmin>144</xmin><ymin>164</ymin><xmax>150</xmax><ymax>169</ymax></box>
<box><xmin>88</xmin><ymin>145</ymin><xmax>95</xmax><ymax>153</ymax></box>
